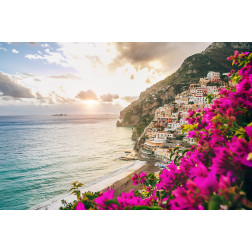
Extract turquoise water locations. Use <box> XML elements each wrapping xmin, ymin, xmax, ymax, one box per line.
<box><xmin>0</xmin><ymin>115</ymin><xmax>134</xmax><ymax>210</ymax></box>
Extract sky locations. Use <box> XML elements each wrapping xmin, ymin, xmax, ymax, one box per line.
<box><xmin>0</xmin><ymin>42</ymin><xmax>211</xmax><ymax>115</ymax></box>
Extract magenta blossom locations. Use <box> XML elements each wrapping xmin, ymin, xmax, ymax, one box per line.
<box><xmin>75</xmin><ymin>201</ymin><xmax>86</xmax><ymax>210</ymax></box>
<box><xmin>245</xmin><ymin>125</ymin><xmax>252</xmax><ymax>138</ymax></box>
<box><xmin>94</xmin><ymin>188</ymin><xmax>117</xmax><ymax>210</ymax></box>
<box><xmin>117</xmin><ymin>189</ymin><xmax>152</xmax><ymax>209</ymax></box>
<box><xmin>139</xmin><ymin>172</ymin><xmax>147</xmax><ymax>184</ymax></box>
<box><xmin>131</xmin><ymin>173</ymin><xmax>139</xmax><ymax>185</ymax></box>
<box><xmin>170</xmin><ymin>180</ymin><xmax>204</xmax><ymax>210</ymax></box>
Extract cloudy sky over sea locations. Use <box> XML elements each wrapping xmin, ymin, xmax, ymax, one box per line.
<box><xmin>0</xmin><ymin>42</ymin><xmax>210</xmax><ymax>115</ymax></box>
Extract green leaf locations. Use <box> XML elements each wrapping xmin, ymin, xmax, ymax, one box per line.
<box><xmin>68</xmin><ymin>187</ymin><xmax>76</xmax><ymax>192</ymax></box>
<box><xmin>182</xmin><ymin>149</ymin><xmax>190</xmax><ymax>155</ymax></box>
<box><xmin>173</xmin><ymin>147</ymin><xmax>179</xmax><ymax>152</ymax></box>
<box><xmin>147</xmin><ymin>173</ymin><xmax>155</xmax><ymax>180</ymax></box>
<box><xmin>105</xmin><ymin>199</ymin><xmax>120</xmax><ymax>207</ymax></box>
<box><xmin>130</xmin><ymin>205</ymin><xmax>162</xmax><ymax>210</ymax></box>
<box><xmin>208</xmin><ymin>195</ymin><xmax>222</xmax><ymax>210</ymax></box>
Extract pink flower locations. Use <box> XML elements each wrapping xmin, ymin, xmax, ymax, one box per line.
<box><xmin>218</xmin><ymin>175</ymin><xmax>231</xmax><ymax>190</ymax></box>
<box><xmin>139</xmin><ymin>172</ymin><xmax>147</xmax><ymax>184</ymax></box>
<box><xmin>170</xmin><ymin>180</ymin><xmax>204</xmax><ymax>210</ymax></box>
<box><xmin>245</xmin><ymin>125</ymin><xmax>252</xmax><ymax>138</ymax></box>
<box><xmin>94</xmin><ymin>188</ymin><xmax>117</xmax><ymax>210</ymax></box>
<box><xmin>156</xmin><ymin>168</ymin><xmax>176</xmax><ymax>191</ymax></box>
<box><xmin>75</xmin><ymin>201</ymin><xmax>86</xmax><ymax>210</ymax></box>
<box><xmin>146</xmin><ymin>186</ymin><xmax>152</xmax><ymax>192</ymax></box>
<box><xmin>131</xmin><ymin>173</ymin><xmax>139</xmax><ymax>185</ymax></box>
<box><xmin>187</xmin><ymin>131</ymin><xmax>196</xmax><ymax>138</ymax></box>
<box><xmin>117</xmin><ymin>189</ymin><xmax>152</xmax><ymax>209</ymax></box>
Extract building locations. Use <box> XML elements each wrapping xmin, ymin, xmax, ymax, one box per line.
<box><xmin>188</xmin><ymin>96</ymin><xmax>207</xmax><ymax>104</ymax></box>
<box><xmin>196</xmin><ymin>86</ymin><xmax>207</xmax><ymax>97</ymax></box>
<box><xmin>207</xmin><ymin>71</ymin><xmax>220</xmax><ymax>81</ymax></box>
<box><xmin>207</xmin><ymin>86</ymin><xmax>219</xmax><ymax>95</ymax></box>
<box><xmin>157</xmin><ymin>117</ymin><xmax>171</xmax><ymax>127</ymax></box>
<box><xmin>142</xmin><ymin>140</ymin><xmax>165</xmax><ymax>156</ymax></box>
<box><xmin>154</xmin><ymin>147</ymin><xmax>171</xmax><ymax>161</ymax></box>
<box><xmin>156</xmin><ymin>131</ymin><xmax>169</xmax><ymax>140</ymax></box>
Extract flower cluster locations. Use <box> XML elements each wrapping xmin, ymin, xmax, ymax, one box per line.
<box><xmin>63</xmin><ymin>51</ymin><xmax>252</xmax><ymax>210</ymax></box>
<box><xmin>131</xmin><ymin>172</ymin><xmax>147</xmax><ymax>185</ymax></box>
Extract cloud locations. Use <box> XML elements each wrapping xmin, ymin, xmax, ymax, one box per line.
<box><xmin>11</xmin><ymin>49</ymin><xmax>19</xmax><ymax>54</ymax></box>
<box><xmin>25</xmin><ymin>48</ymin><xmax>68</xmax><ymax>66</ymax></box>
<box><xmin>0</xmin><ymin>47</ymin><xmax>7</xmax><ymax>52</ymax></box>
<box><xmin>75</xmin><ymin>89</ymin><xmax>98</xmax><ymax>100</ymax></box>
<box><xmin>100</xmin><ymin>93</ymin><xmax>119</xmax><ymax>102</ymax></box>
<box><xmin>122</xmin><ymin>96</ymin><xmax>138</xmax><ymax>103</ymax></box>
<box><xmin>112</xmin><ymin>42</ymin><xmax>211</xmax><ymax>74</ymax></box>
<box><xmin>41</xmin><ymin>43</ymin><xmax>49</xmax><ymax>48</ymax></box>
<box><xmin>49</xmin><ymin>73</ymin><xmax>81</xmax><ymax>80</ymax></box>
<box><xmin>36</xmin><ymin>91</ymin><xmax>75</xmax><ymax>104</ymax></box>
<box><xmin>51</xmin><ymin>91</ymin><xmax>75</xmax><ymax>104</ymax></box>
<box><xmin>0</xmin><ymin>71</ymin><xmax>35</xmax><ymax>98</ymax></box>
<box><xmin>22</xmin><ymin>73</ymin><xmax>35</xmax><ymax>77</ymax></box>
<box><xmin>36</xmin><ymin>91</ymin><xmax>53</xmax><ymax>104</ymax></box>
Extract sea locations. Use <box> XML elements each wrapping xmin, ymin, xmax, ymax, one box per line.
<box><xmin>0</xmin><ymin>115</ymin><xmax>145</xmax><ymax>210</ymax></box>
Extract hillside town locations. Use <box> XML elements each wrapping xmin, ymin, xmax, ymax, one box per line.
<box><xmin>138</xmin><ymin>71</ymin><xmax>229</xmax><ymax>167</ymax></box>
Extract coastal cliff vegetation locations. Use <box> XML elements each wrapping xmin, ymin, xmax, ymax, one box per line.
<box><xmin>62</xmin><ymin>51</ymin><xmax>252</xmax><ymax>210</ymax></box>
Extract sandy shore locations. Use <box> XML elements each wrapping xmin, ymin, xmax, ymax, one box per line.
<box><xmin>101</xmin><ymin>161</ymin><xmax>160</xmax><ymax>197</ymax></box>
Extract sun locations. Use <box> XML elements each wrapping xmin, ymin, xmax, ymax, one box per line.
<box><xmin>82</xmin><ymin>100</ymin><xmax>99</xmax><ymax>105</ymax></box>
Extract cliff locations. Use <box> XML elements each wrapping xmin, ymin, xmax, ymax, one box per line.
<box><xmin>117</xmin><ymin>42</ymin><xmax>252</xmax><ymax>140</ymax></box>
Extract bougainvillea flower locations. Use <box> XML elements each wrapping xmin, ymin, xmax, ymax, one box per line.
<box><xmin>139</xmin><ymin>172</ymin><xmax>147</xmax><ymax>184</ymax></box>
<box><xmin>131</xmin><ymin>173</ymin><xmax>139</xmax><ymax>185</ymax></box>
<box><xmin>75</xmin><ymin>201</ymin><xmax>86</xmax><ymax>210</ymax></box>
<box><xmin>94</xmin><ymin>188</ymin><xmax>117</xmax><ymax>210</ymax></box>
<box><xmin>245</xmin><ymin>125</ymin><xmax>252</xmax><ymax>138</ymax></box>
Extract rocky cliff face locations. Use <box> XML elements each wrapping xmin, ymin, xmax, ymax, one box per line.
<box><xmin>118</xmin><ymin>42</ymin><xmax>252</xmax><ymax>139</ymax></box>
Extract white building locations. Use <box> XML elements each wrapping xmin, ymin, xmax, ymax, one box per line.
<box><xmin>207</xmin><ymin>86</ymin><xmax>219</xmax><ymax>95</ymax></box>
<box><xmin>189</xmin><ymin>96</ymin><xmax>207</xmax><ymax>104</ymax></box>
<box><xmin>154</xmin><ymin>147</ymin><xmax>171</xmax><ymax>160</ymax></box>
<box><xmin>155</xmin><ymin>131</ymin><xmax>169</xmax><ymax>140</ymax></box>
<box><xmin>207</xmin><ymin>71</ymin><xmax>220</xmax><ymax>80</ymax></box>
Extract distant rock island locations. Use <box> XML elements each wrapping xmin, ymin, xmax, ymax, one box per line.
<box><xmin>52</xmin><ymin>114</ymin><xmax>67</xmax><ymax>116</ymax></box>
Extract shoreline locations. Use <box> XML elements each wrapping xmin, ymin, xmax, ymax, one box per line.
<box><xmin>32</xmin><ymin>159</ymin><xmax>153</xmax><ymax>210</ymax></box>
<box><xmin>101</xmin><ymin>160</ymin><xmax>159</xmax><ymax>197</ymax></box>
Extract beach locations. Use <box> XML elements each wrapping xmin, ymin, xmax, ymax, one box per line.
<box><xmin>33</xmin><ymin>160</ymin><xmax>159</xmax><ymax>210</ymax></box>
<box><xmin>101</xmin><ymin>161</ymin><xmax>159</xmax><ymax>197</ymax></box>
